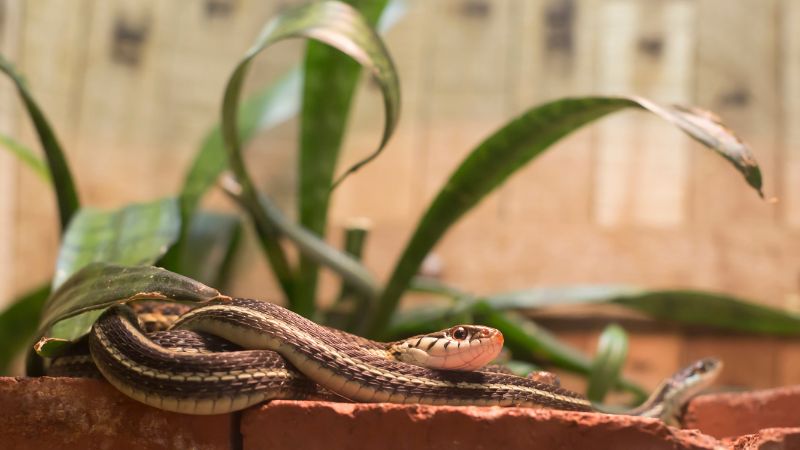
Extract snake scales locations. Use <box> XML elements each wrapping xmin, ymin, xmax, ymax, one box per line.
<box><xmin>48</xmin><ymin>297</ymin><xmax>720</xmax><ymax>423</ymax></box>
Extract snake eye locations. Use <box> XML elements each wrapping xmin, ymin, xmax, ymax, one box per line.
<box><xmin>452</xmin><ymin>327</ymin><xmax>468</xmax><ymax>340</ymax></box>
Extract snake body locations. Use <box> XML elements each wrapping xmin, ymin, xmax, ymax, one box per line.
<box><xmin>67</xmin><ymin>297</ymin><xmax>719</xmax><ymax>421</ymax></box>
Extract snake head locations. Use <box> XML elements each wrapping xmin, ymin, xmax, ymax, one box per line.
<box><xmin>680</xmin><ymin>357</ymin><xmax>723</xmax><ymax>386</ymax></box>
<box><xmin>390</xmin><ymin>325</ymin><xmax>504</xmax><ymax>371</ymax></box>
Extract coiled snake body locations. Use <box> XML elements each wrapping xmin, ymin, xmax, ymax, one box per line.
<box><xmin>51</xmin><ymin>298</ymin><xmax>720</xmax><ymax>424</ymax></box>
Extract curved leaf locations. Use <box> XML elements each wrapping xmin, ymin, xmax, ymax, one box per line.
<box><xmin>172</xmin><ymin>1</ymin><xmax>405</xmax><ymax>290</ymax></box>
<box><xmin>178</xmin><ymin>0</ymin><xmax>404</xmax><ymax>225</ymax></box>
<box><xmin>587</xmin><ymin>324</ymin><xmax>629</xmax><ymax>402</ymax></box>
<box><xmin>179</xmin><ymin>67</ymin><xmax>303</xmax><ymax>225</ymax></box>
<box><xmin>366</xmin><ymin>96</ymin><xmax>763</xmax><ymax>336</ymax></box>
<box><xmin>0</xmin><ymin>55</ymin><xmax>79</xmax><ymax>231</ymax></box>
<box><xmin>295</xmin><ymin>0</ymin><xmax>393</xmax><ymax>316</ymax></box>
<box><xmin>0</xmin><ymin>133</ymin><xmax>50</xmax><ymax>183</ymax></box>
<box><xmin>221</xmin><ymin>0</ymin><xmax>398</xmax><ymax>316</ymax></box>
<box><xmin>35</xmin><ymin>263</ymin><xmax>223</xmax><ymax>357</ymax></box>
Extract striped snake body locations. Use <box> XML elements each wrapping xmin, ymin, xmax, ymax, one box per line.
<box><xmin>77</xmin><ymin>298</ymin><xmax>719</xmax><ymax>421</ymax></box>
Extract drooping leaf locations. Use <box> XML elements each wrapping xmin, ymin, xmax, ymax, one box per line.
<box><xmin>0</xmin><ymin>55</ymin><xmax>79</xmax><ymax>231</ymax></box>
<box><xmin>366</xmin><ymin>96</ymin><xmax>764</xmax><ymax>337</ymax></box>
<box><xmin>0</xmin><ymin>284</ymin><xmax>49</xmax><ymax>374</ymax></box>
<box><xmin>587</xmin><ymin>324</ymin><xmax>629</xmax><ymax>402</ymax></box>
<box><xmin>38</xmin><ymin>198</ymin><xmax>182</xmax><ymax>359</ymax></box>
<box><xmin>35</xmin><ymin>263</ymin><xmax>223</xmax><ymax>357</ymax></box>
<box><xmin>221</xmin><ymin>0</ymin><xmax>399</xmax><ymax>316</ymax></box>
<box><xmin>0</xmin><ymin>133</ymin><xmax>50</xmax><ymax>183</ymax></box>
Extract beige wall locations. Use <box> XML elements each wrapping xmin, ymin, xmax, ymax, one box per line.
<box><xmin>1</xmin><ymin>0</ymin><xmax>799</xmax><ymax>315</ymax></box>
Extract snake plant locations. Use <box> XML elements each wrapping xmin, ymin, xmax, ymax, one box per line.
<box><xmin>0</xmin><ymin>0</ymin><xmax>788</xmax><ymax>405</ymax></box>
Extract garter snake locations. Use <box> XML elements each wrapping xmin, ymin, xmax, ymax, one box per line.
<box><xmin>56</xmin><ymin>298</ymin><xmax>721</xmax><ymax>423</ymax></box>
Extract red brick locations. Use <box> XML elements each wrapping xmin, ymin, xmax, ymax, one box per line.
<box><xmin>0</xmin><ymin>377</ymin><xmax>232</xmax><ymax>450</ymax></box>
<box><xmin>241</xmin><ymin>400</ymin><xmax>719</xmax><ymax>450</ymax></box>
<box><xmin>685</xmin><ymin>385</ymin><xmax>800</xmax><ymax>439</ymax></box>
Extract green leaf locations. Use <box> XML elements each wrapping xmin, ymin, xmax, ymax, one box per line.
<box><xmin>482</xmin><ymin>285</ymin><xmax>641</xmax><ymax>309</ymax></box>
<box><xmin>35</xmin><ymin>263</ymin><xmax>222</xmax><ymax>357</ymax></box>
<box><xmin>472</xmin><ymin>301</ymin><xmax>647</xmax><ymax>401</ymax></box>
<box><xmin>482</xmin><ymin>285</ymin><xmax>800</xmax><ymax>336</ymax></box>
<box><xmin>52</xmin><ymin>197</ymin><xmax>181</xmax><ymax>290</ymax></box>
<box><xmin>178</xmin><ymin>0</ymin><xmax>404</xmax><ymax>227</ymax></box>
<box><xmin>612</xmin><ymin>290</ymin><xmax>800</xmax><ymax>336</ymax></box>
<box><xmin>221</xmin><ymin>0</ymin><xmax>399</xmax><ymax>316</ymax></box>
<box><xmin>327</xmin><ymin>219</ymin><xmax>372</xmax><ymax>330</ymax></box>
<box><xmin>0</xmin><ymin>55</ymin><xmax>79</xmax><ymax>231</ymax></box>
<box><xmin>366</xmin><ymin>96</ymin><xmax>763</xmax><ymax>337</ymax></box>
<box><xmin>223</xmin><ymin>180</ymin><xmax>380</xmax><ymax>303</ymax></box>
<box><xmin>179</xmin><ymin>67</ymin><xmax>302</xmax><ymax>226</ymax></box>
<box><xmin>587</xmin><ymin>324</ymin><xmax>629</xmax><ymax>402</ymax></box>
<box><xmin>0</xmin><ymin>284</ymin><xmax>49</xmax><ymax>374</ymax></box>
<box><xmin>473</xmin><ymin>301</ymin><xmax>594</xmax><ymax>374</ymax></box>
<box><xmin>0</xmin><ymin>133</ymin><xmax>50</xmax><ymax>183</ymax></box>
<box><xmin>36</xmin><ymin>198</ymin><xmax>182</xmax><ymax>359</ymax></box>
<box><xmin>171</xmin><ymin>211</ymin><xmax>242</xmax><ymax>289</ymax></box>
<box><xmin>295</xmin><ymin>0</ymin><xmax>393</xmax><ymax>316</ymax></box>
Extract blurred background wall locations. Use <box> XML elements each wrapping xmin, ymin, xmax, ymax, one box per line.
<box><xmin>0</xmin><ymin>0</ymin><xmax>798</xmax><ymax>388</ymax></box>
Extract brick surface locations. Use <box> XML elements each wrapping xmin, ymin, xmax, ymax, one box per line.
<box><xmin>8</xmin><ymin>377</ymin><xmax>800</xmax><ymax>449</ymax></box>
<box><xmin>727</xmin><ymin>427</ymin><xmax>800</xmax><ymax>450</ymax></box>
<box><xmin>241</xmin><ymin>400</ymin><xmax>719</xmax><ymax>450</ymax></box>
<box><xmin>0</xmin><ymin>377</ymin><xmax>232</xmax><ymax>450</ymax></box>
<box><xmin>684</xmin><ymin>385</ymin><xmax>800</xmax><ymax>439</ymax></box>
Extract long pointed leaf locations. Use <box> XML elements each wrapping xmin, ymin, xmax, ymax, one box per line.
<box><xmin>296</xmin><ymin>0</ymin><xmax>392</xmax><ymax>317</ymax></box>
<box><xmin>482</xmin><ymin>285</ymin><xmax>800</xmax><ymax>336</ymax></box>
<box><xmin>0</xmin><ymin>133</ymin><xmax>50</xmax><ymax>183</ymax></box>
<box><xmin>0</xmin><ymin>55</ymin><xmax>79</xmax><ymax>230</ymax></box>
<box><xmin>366</xmin><ymin>96</ymin><xmax>763</xmax><ymax>336</ymax></box>
<box><xmin>221</xmin><ymin>1</ymin><xmax>399</xmax><ymax>316</ymax></box>
<box><xmin>612</xmin><ymin>290</ymin><xmax>800</xmax><ymax>335</ymax></box>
